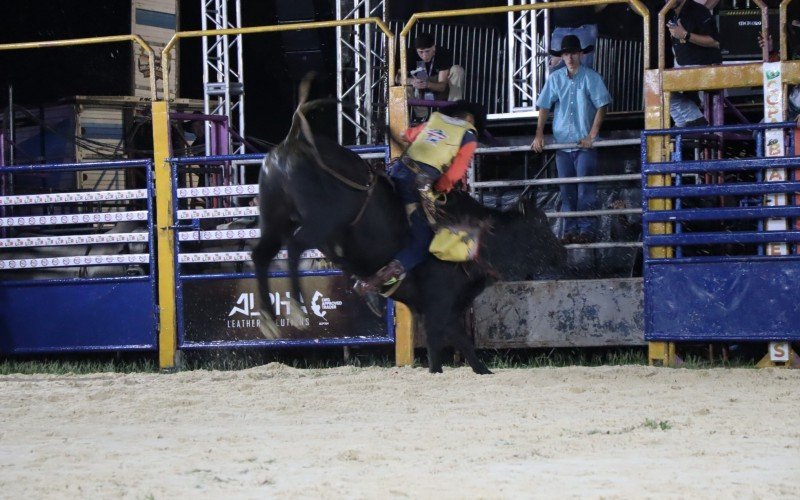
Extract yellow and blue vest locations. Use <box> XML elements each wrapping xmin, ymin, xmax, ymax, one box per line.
<box><xmin>405</xmin><ymin>112</ymin><xmax>476</xmax><ymax>173</ymax></box>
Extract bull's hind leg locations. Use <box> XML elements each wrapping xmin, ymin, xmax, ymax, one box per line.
<box><xmin>252</xmin><ymin>235</ymin><xmax>283</xmax><ymax>339</ymax></box>
<box><xmin>284</xmin><ymin>236</ymin><xmax>313</xmax><ymax>330</ymax></box>
<box><xmin>284</xmin><ymin>222</ymin><xmax>339</xmax><ymax>330</ymax></box>
<box><xmin>446</xmin><ymin>315</ymin><xmax>492</xmax><ymax>375</ymax></box>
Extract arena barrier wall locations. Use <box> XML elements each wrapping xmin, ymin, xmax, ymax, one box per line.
<box><xmin>0</xmin><ymin>160</ymin><xmax>158</xmax><ymax>353</ymax></box>
<box><xmin>168</xmin><ymin>149</ymin><xmax>395</xmax><ymax>351</ymax></box>
<box><xmin>467</xmin><ymin>140</ymin><xmax>645</xmax><ymax>348</ymax></box>
<box><xmin>642</xmin><ymin>122</ymin><xmax>800</xmax><ymax>342</ymax></box>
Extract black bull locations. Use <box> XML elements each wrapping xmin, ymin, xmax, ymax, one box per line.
<box><xmin>252</xmin><ymin>132</ymin><xmax>566</xmax><ymax>374</ymax></box>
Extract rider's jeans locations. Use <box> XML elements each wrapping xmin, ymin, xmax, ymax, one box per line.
<box><xmin>387</xmin><ymin>160</ymin><xmax>440</xmax><ymax>271</ymax></box>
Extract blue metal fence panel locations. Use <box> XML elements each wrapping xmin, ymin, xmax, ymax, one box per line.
<box><xmin>645</xmin><ymin>259</ymin><xmax>800</xmax><ymax>341</ymax></box>
<box><xmin>170</xmin><ymin>149</ymin><xmax>396</xmax><ymax>350</ymax></box>
<box><xmin>641</xmin><ymin>122</ymin><xmax>800</xmax><ymax>342</ymax></box>
<box><xmin>0</xmin><ymin>160</ymin><xmax>158</xmax><ymax>354</ymax></box>
<box><xmin>0</xmin><ymin>278</ymin><xmax>156</xmax><ymax>353</ymax></box>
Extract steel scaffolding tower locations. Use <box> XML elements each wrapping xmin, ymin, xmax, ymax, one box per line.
<box><xmin>335</xmin><ymin>0</ymin><xmax>388</xmax><ymax>145</ymax></box>
<box><xmin>506</xmin><ymin>0</ymin><xmax>549</xmax><ymax>118</ymax></box>
<box><xmin>201</xmin><ymin>0</ymin><xmax>245</xmax><ymax>156</ymax></box>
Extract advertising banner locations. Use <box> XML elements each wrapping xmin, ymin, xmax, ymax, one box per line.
<box><xmin>181</xmin><ymin>275</ymin><xmax>389</xmax><ymax>343</ymax></box>
<box><xmin>762</xmin><ymin>61</ymin><xmax>787</xmax><ymax>256</ymax></box>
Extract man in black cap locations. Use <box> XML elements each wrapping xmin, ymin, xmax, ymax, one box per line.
<box><xmin>354</xmin><ymin>100</ymin><xmax>485</xmax><ymax>296</ymax></box>
<box><xmin>531</xmin><ymin>35</ymin><xmax>611</xmax><ymax>244</ymax></box>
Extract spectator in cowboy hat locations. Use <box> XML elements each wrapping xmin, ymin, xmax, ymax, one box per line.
<box><xmin>531</xmin><ymin>35</ymin><xmax>611</xmax><ymax>244</ymax></box>
<box><xmin>549</xmin><ymin>2</ymin><xmax>607</xmax><ymax>70</ymax></box>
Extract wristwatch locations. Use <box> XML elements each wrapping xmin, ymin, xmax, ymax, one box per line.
<box><xmin>683</xmin><ymin>31</ymin><xmax>691</xmax><ymax>43</ymax></box>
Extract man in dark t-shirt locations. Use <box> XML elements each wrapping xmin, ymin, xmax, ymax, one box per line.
<box><xmin>666</xmin><ymin>0</ymin><xmax>722</xmax><ymax>127</ymax></box>
<box><xmin>668</xmin><ymin>0</ymin><xmax>722</xmax><ymax>67</ymax></box>
<box><xmin>407</xmin><ymin>33</ymin><xmax>464</xmax><ymax>102</ymax></box>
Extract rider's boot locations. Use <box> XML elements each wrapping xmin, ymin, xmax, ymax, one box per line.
<box><xmin>353</xmin><ymin>259</ymin><xmax>406</xmax><ymax>296</ymax></box>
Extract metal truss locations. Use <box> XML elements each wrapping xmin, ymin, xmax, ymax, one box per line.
<box><xmin>336</xmin><ymin>0</ymin><xmax>388</xmax><ymax>145</ymax></box>
<box><xmin>506</xmin><ymin>0</ymin><xmax>549</xmax><ymax>117</ymax></box>
<box><xmin>201</xmin><ymin>0</ymin><xmax>245</xmax><ymax>156</ymax></box>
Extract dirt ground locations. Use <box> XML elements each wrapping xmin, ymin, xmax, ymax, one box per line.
<box><xmin>1</xmin><ymin>364</ymin><xmax>798</xmax><ymax>499</ymax></box>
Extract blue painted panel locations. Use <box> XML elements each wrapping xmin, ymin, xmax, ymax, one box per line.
<box><xmin>135</xmin><ymin>8</ymin><xmax>176</xmax><ymax>30</ymax></box>
<box><xmin>645</xmin><ymin>260</ymin><xmax>800</xmax><ymax>341</ymax></box>
<box><xmin>0</xmin><ymin>280</ymin><xmax>157</xmax><ymax>353</ymax></box>
<box><xmin>82</xmin><ymin>124</ymin><xmax>124</xmax><ymax>140</ymax></box>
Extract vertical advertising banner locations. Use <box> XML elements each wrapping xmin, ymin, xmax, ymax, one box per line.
<box><xmin>181</xmin><ymin>275</ymin><xmax>389</xmax><ymax>343</ymax></box>
<box><xmin>762</xmin><ymin>62</ymin><xmax>787</xmax><ymax>256</ymax></box>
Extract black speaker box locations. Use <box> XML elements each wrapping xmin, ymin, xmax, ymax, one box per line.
<box><xmin>275</xmin><ymin>0</ymin><xmax>315</xmax><ymax>21</ymax></box>
<box><xmin>718</xmin><ymin>9</ymin><xmax>780</xmax><ymax>61</ymax></box>
<box><xmin>281</xmin><ymin>30</ymin><xmax>322</xmax><ymax>53</ymax></box>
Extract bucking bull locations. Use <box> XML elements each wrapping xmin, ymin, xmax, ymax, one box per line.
<box><xmin>252</xmin><ymin>89</ymin><xmax>565</xmax><ymax>374</ymax></box>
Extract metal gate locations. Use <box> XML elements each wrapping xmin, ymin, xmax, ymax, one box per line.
<box><xmin>0</xmin><ymin>160</ymin><xmax>158</xmax><ymax>353</ymax></box>
<box><xmin>641</xmin><ymin>123</ymin><xmax>800</xmax><ymax>342</ymax></box>
<box><xmin>169</xmin><ymin>148</ymin><xmax>395</xmax><ymax>350</ymax></box>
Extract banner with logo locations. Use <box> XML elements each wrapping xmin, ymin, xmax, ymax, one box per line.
<box><xmin>181</xmin><ymin>276</ymin><xmax>389</xmax><ymax>343</ymax></box>
<box><xmin>762</xmin><ymin>62</ymin><xmax>788</xmax><ymax>256</ymax></box>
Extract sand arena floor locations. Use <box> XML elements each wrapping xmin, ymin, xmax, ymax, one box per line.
<box><xmin>1</xmin><ymin>364</ymin><xmax>798</xmax><ymax>498</ymax></box>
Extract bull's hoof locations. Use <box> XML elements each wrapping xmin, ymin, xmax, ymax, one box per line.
<box><xmin>472</xmin><ymin>365</ymin><xmax>493</xmax><ymax>375</ymax></box>
<box><xmin>287</xmin><ymin>298</ymin><xmax>309</xmax><ymax>330</ymax></box>
<box><xmin>428</xmin><ymin>366</ymin><xmax>443</xmax><ymax>374</ymax></box>
<box><xmin>259</xmin><ymin>311</ymin><xmax>281</xmax><ymax>339</ymax></box>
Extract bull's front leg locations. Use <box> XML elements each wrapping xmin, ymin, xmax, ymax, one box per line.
<box><xmin>422</xmin><ymin>313</ymin><xmax>446</xmax><ymax>374</ymax></box>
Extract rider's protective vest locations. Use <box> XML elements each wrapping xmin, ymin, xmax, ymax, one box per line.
<box><xmin>405</xmin><ymin>112</ymin><xmax>477</xmax><ymax>173</ymax></box>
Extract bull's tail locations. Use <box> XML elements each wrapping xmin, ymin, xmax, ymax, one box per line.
<box><xmin>285</xmin><ymin>72</ymin><xmax>336</xmax><ymax>144</ymax></box>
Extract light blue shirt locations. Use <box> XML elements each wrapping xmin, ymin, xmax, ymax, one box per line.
<box><xmin>536</xmin><ymin>66</ymin><xmax>611</xmax><ymax>149</ymax></box>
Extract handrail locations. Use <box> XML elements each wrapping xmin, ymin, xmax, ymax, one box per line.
<box><xmin>659</xmin><ymin>0</ymin><xmax>769</xmax><ymax>70</ymax></box>
<box><xmin>0</xmin><ymin>35</ymin><xmax>157</xmax><ymax>101</ymax></box>
<box><xmin>161</xmin><ymin>18</ymin><xmax>394</xmax><ymax>99</ymax></box>
<box><xmin>781</xmin><ymin>0</ymin><xmax>796</xmax><ymax>61</ymax></box>
<box><xmin>398</xmin><ymin>0</ymin><xmax>650</xmax><ymax>88</ymax></box>
<box><xmin>476</xmin><ymin>138</ymin><xmax>641</xmax><ymax>155</ymax></box>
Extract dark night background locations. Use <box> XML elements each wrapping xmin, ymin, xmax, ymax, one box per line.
<box><xmin>1</xmin><ymin>0</ymin><xmax>662</xmax><ymax>147</ymax></box>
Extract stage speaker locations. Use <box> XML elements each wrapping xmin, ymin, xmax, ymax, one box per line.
<box><xmin>275</xmin><ymin>0</ymin><xmax>332</xmax><ymax>81</ymax></box>
<box><xmin>718</xmin><ymin>9</ymin><xmax>780</xmax><ymax>61</ymax></box>
<box><xmin>275</xmin><ymin>0</ymin><xmax>317</xmax><ymax>21</ymax></box>
<box><xmin>282</xmin><ymin>29</ymin><xmax>322</xmax><ymax>53</ymax></box>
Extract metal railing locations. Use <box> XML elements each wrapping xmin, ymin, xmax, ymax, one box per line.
<box><xmin>641</xmin><ymin>122</ymin><xmax>800</xmax><ymax>260</ymax></box>
<box><xmin>397</xmin><ymin>0</ymin><xmax>650</xmax><ymax>119</ymax></box>
<box><xmin>468</xmin><ymin>138</ymin><xmax>643</xmax><ymax>251</ymax></box>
